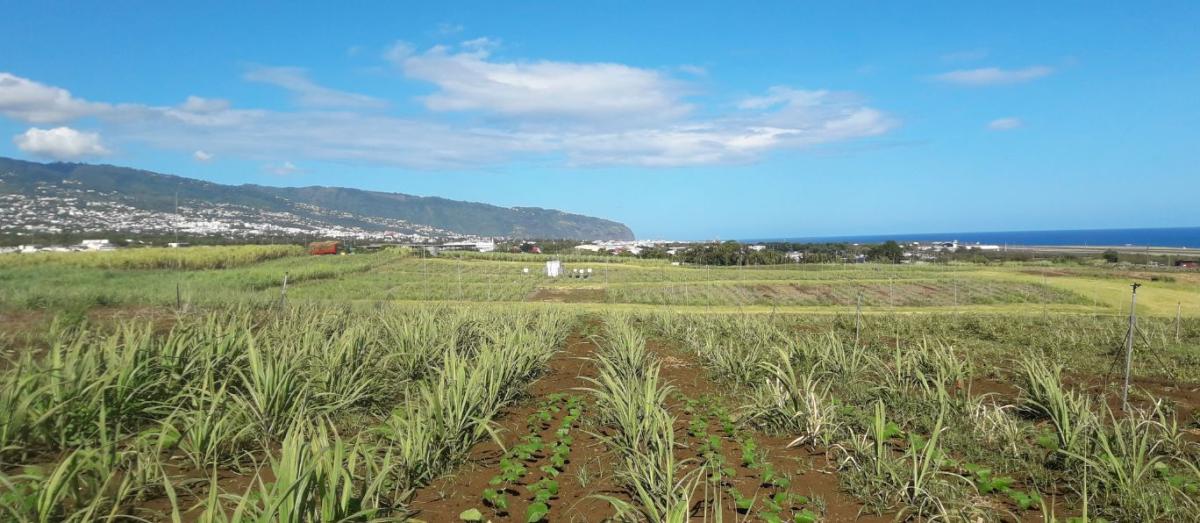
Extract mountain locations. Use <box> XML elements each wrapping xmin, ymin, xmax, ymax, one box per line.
<box><xmin>0</xmin><ymin>157</ymin><xmax>635</xmax><ymax>241</ymax></box>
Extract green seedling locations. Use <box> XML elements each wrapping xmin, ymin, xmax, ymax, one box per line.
<box><xmin>740</xmin><ymin>438</ymin><xmax>759</xmax><ymax>467</ymax></box>
<box><xmin>482</xmin><ymin>488</ymin><xmax>509</xmax><ymax>513</ymax></box>
<box><xmin>963</xmin><ymin>463</ymin><xmax>1015</xmax><ymax>495</ymax></box>
<box><xmin>550</xmin><ymin>450</ymin><xmax>568</xmax><ymax>468</ymax></box>
<box><xmin>760</xmin><ymin>463</ymin><xmax>791</xmax><ymax>489</ymax></box>
<box><xmin>1035</xmin><ymin>431</ymin><xmax>1059</xmax><ymax>451</ymax></box>
<box><xmin>514</xmin><ymin>435</ymin><xmax>544</xmax><ymax>461</ymax></box>
<box><xmin>882</xmin><ymin>420</ymin><xmax>903</xmax><ymax>440</ymax></box>
<box><xmin>1008</xmin><ymin>489</ymin><xmax>1041</xmax><ymax>510</ymax></box>
<box><xmin>793</xmin><ymin>509</ymin><xmax>818</xmax><ymax>523</ymax></box>
<box><xmin>728</xmin><ymin>488</ymin><xmax>754</xmax><ymax>513</ymax></box>
<box><xmin>527</xmin><ymin>478</ymin><xmax>560</xmax><ymax>503</ymax></box>
<box><xmin>494</xmin><ymin>457</ymin><xmax>527</xmax><ymax>484</ymax></box>
<box><xmin>525</xmin><ymin>501</ymin><xmax>550</xmax><ymax>522</ymax></box>
<box><xmin>459</xmin><ymin>508</ymin><xmax>485</xmax><ymax>522</ymax></box>
<box><xmin>720</xmin><ymin>414</ymin><xmax>737</xmax><ymax>438</ymax></box>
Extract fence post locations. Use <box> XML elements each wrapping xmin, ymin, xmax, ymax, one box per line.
<box><xmin>1121</xmin><ymin>283</ymin><xmax>1140</xmax><ymax>412</ymax></box>
<box><xmin>1177</xmin><ymin>302</ymin><xmax>1183</xmax><ymax>342</ymax></box>
<box><xmin>854</xmin><ymin>293</ymin><xmax>862</xmax><ymax>348</ymax></box>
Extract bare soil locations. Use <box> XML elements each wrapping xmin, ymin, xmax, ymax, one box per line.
<box><xmin>411</xmin><ymin>329</ymin><xmax>891</xmax><ymax>522</ymax></box>
<box><xmin>528</xmin><ymin>288</ymin><xmax>608</xmax><ymax>303</ymax></box>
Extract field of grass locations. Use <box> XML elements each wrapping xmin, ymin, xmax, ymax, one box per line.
<box><xmin>1</xmin><ymin>246</ymin><xmax>1198</xmax><ymax>521</ymax></box>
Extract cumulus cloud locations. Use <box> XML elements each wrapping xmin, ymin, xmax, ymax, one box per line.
<box><xmin>987</xmin><ymin>117</ymin><xmax>1022</xmax><ymax>131</ymax></box>
<box><xmin>266</xmin><ymin>161</ymin><xmax>301</xmax><ymax>176</ymax></box>
<box><xmin>933</xmin><ymin>65</ymin><xmax>1053</xmax><ymax>86</ymax></box>
<box><xmin>382</xmin><ymin>41</ymin><xmax>415</xmax><ymax>63</ymax></box>
<box><xmin>392</xmin><ymin>41</ymin><xmax>692</xmax><ymax>123</ymax></box>
<box><xmin>566</xmin><ymin>87</ymin><xmax>896</xmax><ymax>166</ymax></box>
<box><xmin>14</xmin><ymin>126</ymin><xmax>110</xmax><ymax>159</ymax></box>
<box><xmin>0</xmin><ymin>73</ymin><xmax>109</xmax><ymax>123</ymax></box>
<box><xmin>244</xmin><ymin>66</ymin><xmax>387</xmax><ymax>109</ymax></box>
<box><xmin>0</xmin><ymin>63</ymin><xmax>895</xmax><ymax>169</ymax></box>
<box><xmin>434</xmin><ymin>23</ymin><xmax>464</xmax><ymax>36</ymax></box>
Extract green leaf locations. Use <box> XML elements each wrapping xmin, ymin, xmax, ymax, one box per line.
<box><xmin>526</xmin><ymin>502</ymin><xmax>550</xmax><ymax>522</ymax></box>
<box><xmin>459</xmin><ymin>508</ymin><xmax>484</xmax><ymax>521</ymax></box>
<box><xmin>794</xmin><ymin>509</ymin><xmax>818</xmax><ymax>523</ymax></box>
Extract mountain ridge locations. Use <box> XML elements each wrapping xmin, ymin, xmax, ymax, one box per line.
<box><xmin>0</xmin><ymin>156</ymin><xmax>635</xmax><ymax>240</ymax></box>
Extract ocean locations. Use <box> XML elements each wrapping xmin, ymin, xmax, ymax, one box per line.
<box><xmin>752</xmin><ymin>227</ymin><xmax>1200</xmax><ymax>249</ymax></box>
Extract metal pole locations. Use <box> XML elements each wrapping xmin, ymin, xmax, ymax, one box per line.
<box><xmin>854</xmin><ymin>294</ymin><xmax>862</xmax><ymax>348</ymax></box>
<box><xmin>1121</xmin><ymin>283</ymin><xmax>1140</xmax><ymax>412</ymax></box>
<box><xmin>176</xmin><ymin>282</ymin><xmax>182</xmax><ymax>312</ymax></box>
<box><xmin>1177</xmin><ymin>302</ymin><xmax>1182</xmax><ymax>342</ymax></box>
<box><xmin>889</xmin><ymin>277</ymin><xmax>895</xmax><ymax>309</ymax></box>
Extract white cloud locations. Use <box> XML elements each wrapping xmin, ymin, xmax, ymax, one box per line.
<box><xmin>0</xmin><ymin>67</ymin><xmax>895</xmax><ymax>169</ymax></box>
<box><xmin>382</xmin><ymin>41</ymin><xmax>415</xmax><ymax>63</ymax></box>
<box><xmin>244</xmin><ymin>66</ymin><xmax>387</xmax><ymax>109</ymax></box>
<box><xmin>434</xmin><ymin>23</ymin><xmax>464</xmax><ymax>36</ymax></box>
<box><xmin>987</xmin><ymin>117</ymin><xmax>1023</xmax><ymax>131</ymax></box>
<box><xmin>0</xmin><ymin>73</ymin><xmax>109</xmax><ymax>123</ymax></box>
<box><xmin>393</xmin><ymin>42</ymin><xmax>692</xmax><ymax>123</ymax></box>
<box><xmin>565</xmin><ymin>87</ymin><xmax>896</xmax><ymax>166</ymax></box>
<box><xmin>266</xmin><ymin>161</ymin><xmax>301</xmax><ymax>176</ymax></box>
<box><xmin>193</xmin><ymin>149</ymin><xmax>213</xmax><ymax>162</ymax></box>
<box><xmin>678</xmin><ymin>64</ymin><xmax>708</xmax><ymax>76</ymax></box>
<box><xmin>14</xmin><ymin>126</ymin><xmax>110</xmax><ymax>159</ymax></box>
<box><xmin>933</xmin><ymin>65</ymin><xmax>1053</xmax><ymax>86</ymax></box>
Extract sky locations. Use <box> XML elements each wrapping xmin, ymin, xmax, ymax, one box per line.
<box><xmin>1</xmin><ymin>1</ymin><xmax>1197</xmax><ymax>240</ymax></box>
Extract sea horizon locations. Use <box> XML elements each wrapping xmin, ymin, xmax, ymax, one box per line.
<box><xmin>744</xmin><ymin>226</ymin><xmax>1200</xmax><ymax>249</ymax></box>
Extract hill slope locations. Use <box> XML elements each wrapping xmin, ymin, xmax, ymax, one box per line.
<box><xmin>0</xmin><ymin>157</ymin><xmax>634</xmax><ymax>240</ymax></box>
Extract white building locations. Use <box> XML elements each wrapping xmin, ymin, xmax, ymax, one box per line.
<box><xmin>545</xmin><ymin>260</ymin><xmax>563</xmax><ymax>277</ymax></box>
<box><xmin>79</xmin><ymin>239</ymin><xmax>113</xmax><ymax>251</ymax></box>
<box><xmin>441</xmin><ymin>240</ymin><xmax>496</xmax><ymax>252</ymax></box>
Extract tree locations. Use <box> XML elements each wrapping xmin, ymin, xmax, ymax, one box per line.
<box><xmin>1102</xmin><ymin>249</ymin><xmax>1120</xmax><ymax>263</ymax></box>
<box><xmin>868</xmin><ymin>240</ymin><xmax>905</xmax><ymax>263</ymax></box>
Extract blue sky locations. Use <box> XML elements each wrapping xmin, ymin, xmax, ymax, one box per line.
<box><xmin>1</xmin><ymin>2</ymin><xmax>1197</xmax><ymax>239</ymax></box>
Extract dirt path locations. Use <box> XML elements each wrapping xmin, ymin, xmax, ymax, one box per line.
<box><xmin>527</xmin><ymin>288</ymin><xmax>607</xmax><ymax>303</ymax></box>
<box><xmin>409</xmin><ymin>329</ymin><xmax>624</xmax><ymax>522</ymax></box>
<box><xmin>411</xmin><ymin>320</ymin><xmax>890</xmax><ymax>522</ymax></box>
<box><xmin>649</xmin><ymin>340</ymin><xmax>891</xmax><ymax>523</ymax></box>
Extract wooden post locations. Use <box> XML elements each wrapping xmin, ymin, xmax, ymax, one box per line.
<box><xmin>175</xmin><ymin>281</ymin><xmax>182</xmax><ymax>311</ymax></box>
